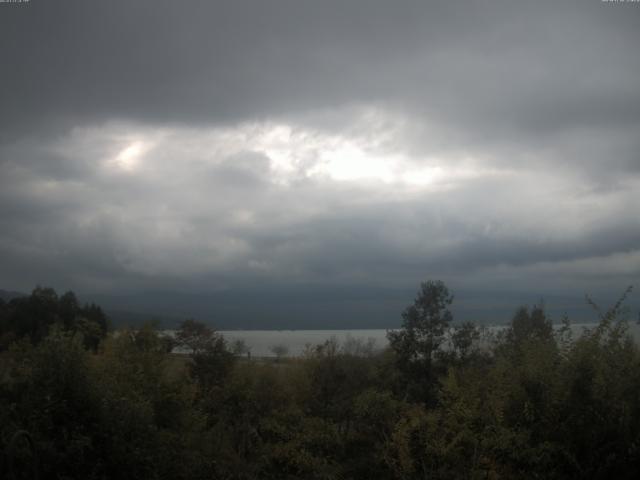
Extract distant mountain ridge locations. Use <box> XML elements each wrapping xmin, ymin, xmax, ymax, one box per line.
<box><xmin>85</xmin><ymin>288</ymin><xmax>611</xmax><ymax>330</ymax></box>
<box><xmin>0</xmin><ymin>289</ymin><xmax>27</xmax><ymax>302</ymax></box>
<box><xmin>0</xmin><ymin>288</ymin><xmax>178</xmax><ymax>329</ymax></box>
<box><xmin>1</xmin><ymin>286</ymin><xmax>623</xmax><ymax>330</ymax></box>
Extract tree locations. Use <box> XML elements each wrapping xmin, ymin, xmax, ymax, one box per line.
<box><xmin>174</xmin><ymin>319</ymin><xmax>235</xmax><ymax>393</ymax></box>
<box><xmin>507</xmin><ymin>304</ymin><xmax>553</xmax><ymax>346</ymax></box>
<box><xmin>0</xmin><ymin>287</ymin><xmax>108</xmax><ymax>351</ymax></box>
<box><xmin>175</xmin><ymin>318</ymin><xmax>215</xmax><ymax>355</ymax></box>
<box><xmin>6</xmin><ymin>328</ymin><xmax>103</xmax><ymax>479</ymax></box>
<box><xmin>74</xmin><ymin>303</ymin><xmax>109</xmax><ymax>351</ymax></box>
<box><xmin>190</xmin><ymin>334</ymin><xmax>235</xmax><ymax>392</ymax></box>
<box><xmin>387</xmin><ymin>280</ymin><xmax>454</xmax><ymax>404</ymax></box>
<box><xmin>450</xmin><ymin>321</ymin><xmax>481</xmax><ymax>362</ymax></box>
<box><xmin>59</xmin><ymin>290</ymin><xmax>79</xmax><ymax>329</ymax></box>
<box><xmin>270</xmin><ymin>344</ymin><xmax>289</xmax><ymax>362</ymax></box>
<box><xmin>231</xmin><ymin>339</ymin><xmax>251</xmax><ymax>358</ymax></box>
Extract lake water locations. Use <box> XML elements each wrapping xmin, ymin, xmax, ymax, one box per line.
<box><xmin>166</xmin><ymin>322</ymin><xmax>640</xmax><ymax>357</ymax></box>
<box><xmin>218</xmin><ymin>329</ymin><xmax>389</xmax><ymax>357</ymax></box>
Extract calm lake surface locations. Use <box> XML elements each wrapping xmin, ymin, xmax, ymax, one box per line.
<box><xmin>166</xmin><ymin>322</ymin><xmax>640</xmax><ymax>357</ymax></box>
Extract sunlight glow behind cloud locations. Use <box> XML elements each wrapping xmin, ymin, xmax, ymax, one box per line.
<box><xmin>90</xmin><ymin>117</ymin><xmax>483</xmax><ymax>189</ymax></box>
<box><xmin>112</xmin><ymin>141</ymin><xmax>147</xmax><ymax>172</ymax></box>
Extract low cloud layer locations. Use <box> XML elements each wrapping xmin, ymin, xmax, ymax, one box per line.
<box><xmin>1</xmin><ymin>1</ymin><xmax>638</xmax><ymax>324</ymax></box>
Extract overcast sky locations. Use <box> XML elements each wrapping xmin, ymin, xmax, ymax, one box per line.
<box><xmin>1</xmin><ymin>1</ymin><xmax>638</xmax><ymax>325</ymax></box>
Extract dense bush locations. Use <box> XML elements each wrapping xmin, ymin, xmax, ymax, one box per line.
<box><xmin>1</xmin><ymin>284</ymin><xmax>639</xmax><ymax>479</ymax></box>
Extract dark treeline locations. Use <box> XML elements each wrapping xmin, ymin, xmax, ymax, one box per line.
<box><xmin>1</xmin><ymin>281</ymin><xmax>639</xmax><ymax>479</ymax></box>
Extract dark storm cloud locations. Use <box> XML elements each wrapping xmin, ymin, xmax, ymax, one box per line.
<box><xmin>0</xmin><ymin>0</ymin><xmax>639</xmax><ymax>323</ymax></box>
<box><xmin>2</xmin><ymin>1</ymin><xmax>638</xmax><ymax>138</ymax></box>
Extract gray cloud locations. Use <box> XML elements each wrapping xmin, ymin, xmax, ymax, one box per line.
<box><xmin>2</xmin><ymin>1</ymin><xmax>638</xmax><ymax>136</ymax></box>
<box><xmin>0</xmin><ymin>1</ymin><xmax>638</xmax><ymax>325</ymax></box>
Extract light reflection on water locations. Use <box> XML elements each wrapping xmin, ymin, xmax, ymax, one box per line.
<box><xmin>164</xmin><ymin>322</ymin><xmax>640</xmax><ymax>357</ymax></box>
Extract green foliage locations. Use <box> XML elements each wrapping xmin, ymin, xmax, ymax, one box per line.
<box><xmin>1</xmin><ymin>282</ymin><xmax>639</xmax><ymax>479</ymax></box>
<box><xmin>175</xmin><ymin>318</ymin><xmax>216</xmax><ymax>355</ymax></box>
<box><xmin>1</xmin><ymin>329</ymin><xmax>102</xmax><ymax>478</ymax></box>
<box><xmin>175</xmin><ymin>318</ymin><xmax>236</xmax><ymax>395</ymax></box>
<box><xmin>387</xmin><ymin>280</ymin><xmax>455</xmax><ymax>404</ymax></box>
<box><xmin>507</xmin><ymin>304</ymin><xmax>554</xmax><ymax>347</ymax></box>
<box><xmin>94</xmin><ymin>325</ymin><xmax>205</xmax><ymax>479</ymax></box>
<box><xmin>0</xmin><ymin>287</ymin><xmax>108</xmax><ymax>351</ymax></box>
<box><xmin>450</xmin><ymin>321</ymin><xmax>481</xmax><ymax>360</ymax></box>
<box><xmin>190</xmin><ymin>334</ymin><xmax>236</xmax><ymax>394</ymax></box>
